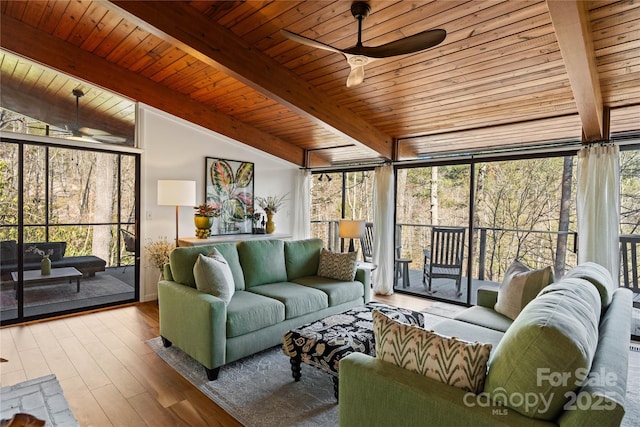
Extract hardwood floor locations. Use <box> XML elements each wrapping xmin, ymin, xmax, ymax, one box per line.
<box><xmin>0</xmin><ymin>293</ymin><xmax>427</xmax><ymax>426</ymax></box>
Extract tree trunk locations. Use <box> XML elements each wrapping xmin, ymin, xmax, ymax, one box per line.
<box><xmin>430</xmin><ymin>167</ymin><xmax>438</xmax><ymax>225</ymax></box>
<box><xmin>473</xmin><ymin>164</ymin><xmax>487</xmax><ymax>277</ymax></box>
<box><xmin>555</xmin><ymin>156</ymin><xmax>573</xmax><ymax>278</ymax></box>
<box><xmin>92</xmin><ymin>153</ymin><xmax>116</xmax><ymax>263</ymax></box>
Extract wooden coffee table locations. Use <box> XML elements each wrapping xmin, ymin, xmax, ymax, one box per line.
<box><xmin>11</xmin><ymin>267</ymin><xmax>83</xmax><ymax>296</ymax></box>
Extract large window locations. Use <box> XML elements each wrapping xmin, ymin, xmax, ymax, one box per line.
<box><xmin>311</xmin><ymin>170</ymin><xmax>374</xmax><ymax>252</ymax></box>
<box><xmin>0</xmin><ymin>138</ymin><xmax>139</xmax><ymax>325</ymax></box>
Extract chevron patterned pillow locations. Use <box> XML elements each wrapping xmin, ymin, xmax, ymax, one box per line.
<box><xmin>317</xmin><ymin>248</ymin><xmax>358</xmax><ymax>282</ymax></box>
<box><xmin>373</xmin><ymin>309</ymin><xmax>492</xmax><ymax>394</ymax></box>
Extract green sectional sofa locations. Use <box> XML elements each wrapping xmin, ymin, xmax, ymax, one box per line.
<box><xmin>339</xmin><ymin>262</ymin><xmax>632</xmax><ymax>427</ymax></box>
<box><xmin>158</xmin><ymin>238</ymin><xmax>370</xmax><ymax>380</ymax></box>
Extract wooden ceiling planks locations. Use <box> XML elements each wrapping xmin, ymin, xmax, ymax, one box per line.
<box><xmin>1</xmin><ymin>0</ymin><xmax>639</xmax><ymax>166</ymax></box>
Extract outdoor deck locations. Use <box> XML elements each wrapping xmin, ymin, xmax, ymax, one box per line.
<box><xmin>392</xmin><ymin>268</ymin><xmax>500</xmax><ymax>305</ymax></box>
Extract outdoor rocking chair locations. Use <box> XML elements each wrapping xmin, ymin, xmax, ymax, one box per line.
<box><xmin>423</xmin><ymin>226</ymin><xmax>466</xmax><ymax>297</ymax></box>
<box><xmin>120</xmin><ymin>228</ymin><xmax>136</xmax><ymax>273</ymax></box>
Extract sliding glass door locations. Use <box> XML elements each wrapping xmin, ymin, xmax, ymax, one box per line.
<box><xmin>0</xmin><ymin>138</ymin><xmax>139</xmax><ymax>325</ymax></box>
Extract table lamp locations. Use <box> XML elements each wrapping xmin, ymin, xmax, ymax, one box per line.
<box><xmin>157</xmin><ymin>180</ymin><xmax>196</xmax><ymax>247</ymax></box>
<box><xmin>339</xmin><ymin>220</ymin><xmax>365</xmax><ymax>253</ymax></box>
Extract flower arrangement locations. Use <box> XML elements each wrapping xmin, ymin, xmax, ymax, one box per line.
<box><xmin>144</xmin><ymin>237</ymin><xmax>175</xmax><ymax>271</ymax></box>
<box><xmin>256</xmin><ymin>193</ymin><xmax>288</xmax><ymax>214</ymax></box>
<box><xmin>194</xmin><ymin>203</ymin><xmax>220</xmax><ymax>217</ymax></box>
<box><xmin>26</xmin><ymin>246</ymin><xmax>54</xmax><ymax>258</ymax></box>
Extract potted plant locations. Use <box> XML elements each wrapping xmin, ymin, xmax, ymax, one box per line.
<box><xmin>144</xmin><ymin>237</ymin><xmax>175</xmax><ymax>280</ymax></box>
<box><xmin>26</xmin><ymin>246</ymin><xmax>54</xmax><ymax>275</ymax></box>
<box><xmin>256</xmin><ymin>193</ymin><xmax>288</xmax><ymax>234</ymax></box>
<box><xmin>194</xmin><ymin>203</ymin><xmax>219</xmax><ymax>238</ymax></box>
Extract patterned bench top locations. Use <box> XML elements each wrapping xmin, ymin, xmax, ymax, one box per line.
<box><xmin>282</xmin><ymin>302</ymin><xmax>425</xmax><ymax>377</ymax></box>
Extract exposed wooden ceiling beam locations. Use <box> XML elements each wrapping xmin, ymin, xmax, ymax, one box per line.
<box><xmin>107</xmin><ymin>0</ymin><xmax>393</xmax><ymax>160</ymax></box>
<box><xmin>547</xmin><ymin>0</ymin><xmax>604</xmax><ymax>141</ymax></box>
<box><xmin>0</xmin><ymin>13</ymin><xmax>307</xmax><ymax>165</ymax></box>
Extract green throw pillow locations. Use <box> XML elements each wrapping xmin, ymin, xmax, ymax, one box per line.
<box><xmin>193</xmin><ymin>249</ymin><xmax>235</xmax><ymax>304</ymax></box>
<box><xmin>373</xmin><ymin>310</ymin><xmax>492</xmax><ymax>394</ymax></box>
<box><xmin>494</xmin><ymin>260</ymin><xmax>554</xmax><ymax>320</ymax></box>
<box><xmin>317</xmin><ymin>248</ymin><xmax>357</xmax><ymax>282</ymax></box>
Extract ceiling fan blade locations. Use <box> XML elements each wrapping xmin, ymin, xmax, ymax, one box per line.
<box><xmin>343</xmin><ymin>29</ymin><xmax>446</xmax><ymax>58</ymax></box>
<box><xmin>92</xmin><ymin>134</ymin><xmax>127</xmax><ymax>144</ymax></box>
<box><xmin>346</xmin><ymin>65</ymin><xmax>365</xmax><ymax>87</ymax></box>
<box><xmin>78</xmin><ymin>126</ymin><xmax>110</xmax><ymax>136</ymax></box>
<box><xmin>280</xmin><ymin>29</ymin><xmax>342</xmax><ymax>54</ymax></box>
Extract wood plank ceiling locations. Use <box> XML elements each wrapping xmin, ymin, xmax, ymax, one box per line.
<box><xmin>1</xmin><ymin>0</ymin><xmax>639</xmax><ymax>167</ymax></box>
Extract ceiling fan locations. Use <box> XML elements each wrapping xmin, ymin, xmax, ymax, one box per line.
<box><xmin>66</xmin><ymin>88</ymin><xmax>126</xmax><ymax>143</ymax></box>
<box><xmin>281</xmin><ymin>2</ymin><xmax>446</xmax><ymax>87</ymax></box>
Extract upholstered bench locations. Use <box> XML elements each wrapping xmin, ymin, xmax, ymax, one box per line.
<box><xmin>282</xmin><ymin>302</ymin><xmax>424</xmax><ymax>399</ymax></box>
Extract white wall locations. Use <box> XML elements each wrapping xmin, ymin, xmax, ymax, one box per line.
<box><xmin>138</xmin><ymin>104</ymin><xmax>298</xmax><ymax>301</ymax></box>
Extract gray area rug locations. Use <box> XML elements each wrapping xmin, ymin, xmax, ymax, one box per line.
<box><xmin>1</xmin><ymin>272</ymin><xmax>134</xmax><ymax>319</ymax></box>
<box><xmin>148</xmin><ymin>317</ymin><xmax>640</xmax><ymax>427</ymax></box>
<box><xmin>0</xmin><ymin>374</ymin><xmax>78</xmax><ymax>426</ymax></box>
<box><xmin>623</xmin><ymin>345</ymin><xmax>640</xmax><ymax>427</ymax></box>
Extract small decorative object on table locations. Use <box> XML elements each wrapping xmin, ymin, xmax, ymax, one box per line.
<box><xmin>246</xmin><ymin>207</ymin><xmax>265</xmax><ymax>234</ymax></box>
<box><xmin>256</xmin><ymin>193</ymin><xmax>288</xmax><ymax>234</ymax></box>
<box><xmin>194</xmin><ymin>203</ymin><xmax>219</xmax><ymax>238</ymax></box>
<box><xmin>144</xmin><ymin>237</ymin><xmax>175</xmax><ymax>280</ymax></box>
<box><xmin>26</xmin><ymin>246</ymin><xmax>53</xmax><ymax>275</ymax></box>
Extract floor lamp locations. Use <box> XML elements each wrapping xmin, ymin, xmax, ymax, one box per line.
<box><xmin>157</xmin><ymin>180</ymin><xmax>196</xmax><ymax>247</ymax></box>
<box><xmin>339</xmin><ymin>220</ymin><xmax>365</xmax><ymax>254</ymax></box>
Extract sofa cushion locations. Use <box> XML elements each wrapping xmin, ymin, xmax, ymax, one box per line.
<box><xmin>0</xmin><ymin>240</ymin><xmax>18</xmax><ymax>264</ymax></box>
<box><xmin>494</xmin><ymin>260</ymin><xmax>554</xmax><ymax>320</ymax></box>
<box><xmin>317</xmin><ymin>248</ymin><xmax>357</xmax><ymax>282</ymax></box>
<box><xmin>431</xmin><ymin>319</ymin><xmax>504</xmax><ymax>351</ymax></box>
<box><xmin>284</xmin><ymin>238</ymin><xmax>323</xmax><ymax>280</ymax></box>
<box><xmin>484</xmin><ymin>278</ymin><xmax>601</xmax><ymax>420</ymax></box>
<box><xmin>24</xmin><ymin>242</ymin><xmax>67</xmax><ymax>262</ymax></box>
<box><xmin>169</xmin><ymin>243</ymin><xmax>244</xmax><ymax>290</ymax></box>
<box><xmin>562</xmin><ymin>262</ymin><xmax>616</xmax><ymax>311</ymax></box>
<box><xmin>453</xmin><ymin>305</ymin><xmax>512</xmax><ymax>333</ymax></box>
<box><xmin>193</xmin><ymin>251</ymin><xmax>235</xmax><ymax>304</ymax></box>
<box><xmin>226</xmin><ymin>290</ymin><xmax>285</xmax><ymax>338</ymax></box>
<box><xmin>238</xmin><ymin>240</ymin><xmax>287</xmax><ymax>288</ymax></box>
<box><xmin>292</xmin><ymin>275</ymin><xmax>364</xmax><ymax>306</ymax></box>
<box><xmin>247</xmin><ymin>282</ymin><xmax>328</xmax><ymax>319</ymax></box>
<box><xmin>373</xmin><ymin>310</ymin><xmax>492</xmax><ymax>394</ymax></box>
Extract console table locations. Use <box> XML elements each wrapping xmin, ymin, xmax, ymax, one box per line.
<box><xmin>178</xmin><ymin>233</ymin><xmax>293</xmax><ymax>246</ymax></box>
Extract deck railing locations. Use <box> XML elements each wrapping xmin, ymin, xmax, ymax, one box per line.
<box><xmin>311</xmin><ymin>220</ymin><xmax>639</xmax><ymax>289</ymax></box>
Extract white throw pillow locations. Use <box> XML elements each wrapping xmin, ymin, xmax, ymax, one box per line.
<box><xmin>317</xmin><ymin>248</ymin><xmax>357</xmax><ymax>281</ymax></box>
<box><xmin>373</xmin><ymin>310</ymin><xmax>492</xmax><ymax>394</ymax></box>
<box><xmin>193</xmin><ymin>249</ymin><xmax>235</xmax><ymax>304</ymax></box>
<box><xmin>494</xmin><ymin>260</ymin><xmax>554</xmax><ymax>320</ymax></box>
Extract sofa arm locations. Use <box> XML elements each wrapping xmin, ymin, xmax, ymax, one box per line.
<box><xmin>477</xmin><ymin>286</ymin><xmax>499</xmax><ymax>309</ymax></box>
<box><xmin>158</xmin><ymin>280</ymin><xmax>227</xmax><ymax>370</ymax></box>
<box><xmin>355</xmin><ymin>268</ymin><xmax>371</xmax><ymax>303</ymax></box>
<box><xmin>339</xmin><ymin>353</ymin><xmax>548</xmax><ymax>427</ymax></box>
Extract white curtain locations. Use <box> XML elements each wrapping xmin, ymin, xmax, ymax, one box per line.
<box><xmin>372</xmin><ymin>164</ymin><xmax>395</xmax><ymax>295</ymax></box>
<box><xmin>292</xmin><ymin>169</ymin><xmax>311</xmax><ymax>240</ymax></box>
<box><xmin>576</xmin><ymin>143</ymin><xmax>620</xmax><ymax>282</ymax></box>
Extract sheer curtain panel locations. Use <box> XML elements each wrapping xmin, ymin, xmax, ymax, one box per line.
<box><xmin>576</xmin><ymin>143</ymin><xmax>620</xmax><ymax>282</ymax></box>
<box><xmin>293</xmin><ymin>169</ymin><xmax>311</xmax><ymax>240</ymax></box>
<box><xmin>372</xmin><ymin>164</ymin><xmax>395</xmax><ymax>295</ymax></box>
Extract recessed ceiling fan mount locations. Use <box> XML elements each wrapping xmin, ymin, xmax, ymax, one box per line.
<box><xmin>281</xmin><ymin>2</ymin><xmax>446</xmax><ymax>87</ymax></box>
<box><xmin>67</xmin><ymin>88</ymin><xmax>126</xmax><ymax>143</ymax></box>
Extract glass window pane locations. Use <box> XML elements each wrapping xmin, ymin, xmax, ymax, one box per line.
<box><xmin>474</xmin><ymin>157</ymin><xmax>577</xmax><ymax>283</ymax></box>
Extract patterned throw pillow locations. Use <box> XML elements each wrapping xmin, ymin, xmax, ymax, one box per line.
<box><xmin>317</xmin><ymin>248</ymin><xmax>357</xmax><ymax>281</ymax></box>
<box><xmin>193</xmin><ymin>249</ymin><xmax>235</xmax><ymax>304</ymax></box>
<box><xmin>372</xmin><ymin>310</ymin><xmax>492</xmax><ymax>394</ymax></box>
<box><xmin>494</xmin><ymin>260</ymin><xmax>554</xmax><ymax>320</ymax></box>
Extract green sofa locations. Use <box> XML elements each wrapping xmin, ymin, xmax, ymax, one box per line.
<box><xmin>339</xmin><ymin>263</ymin><xmax>632</xmax><ymax>427</ymax></box>
<box><xmin>158</xmin><ymin>238</ymin><xmax>370</xmax><ymax>380</ymax></box>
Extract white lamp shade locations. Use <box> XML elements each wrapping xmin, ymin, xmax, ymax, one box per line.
<box><xmin>339</xmin><ymin>220</ymin><xmax>365</xmax><ymax>239</ymax></box>
<box><xmin>157</xmin><ymin>180</ymin><xmax>196</xmax><ymax>206</ymax></box>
